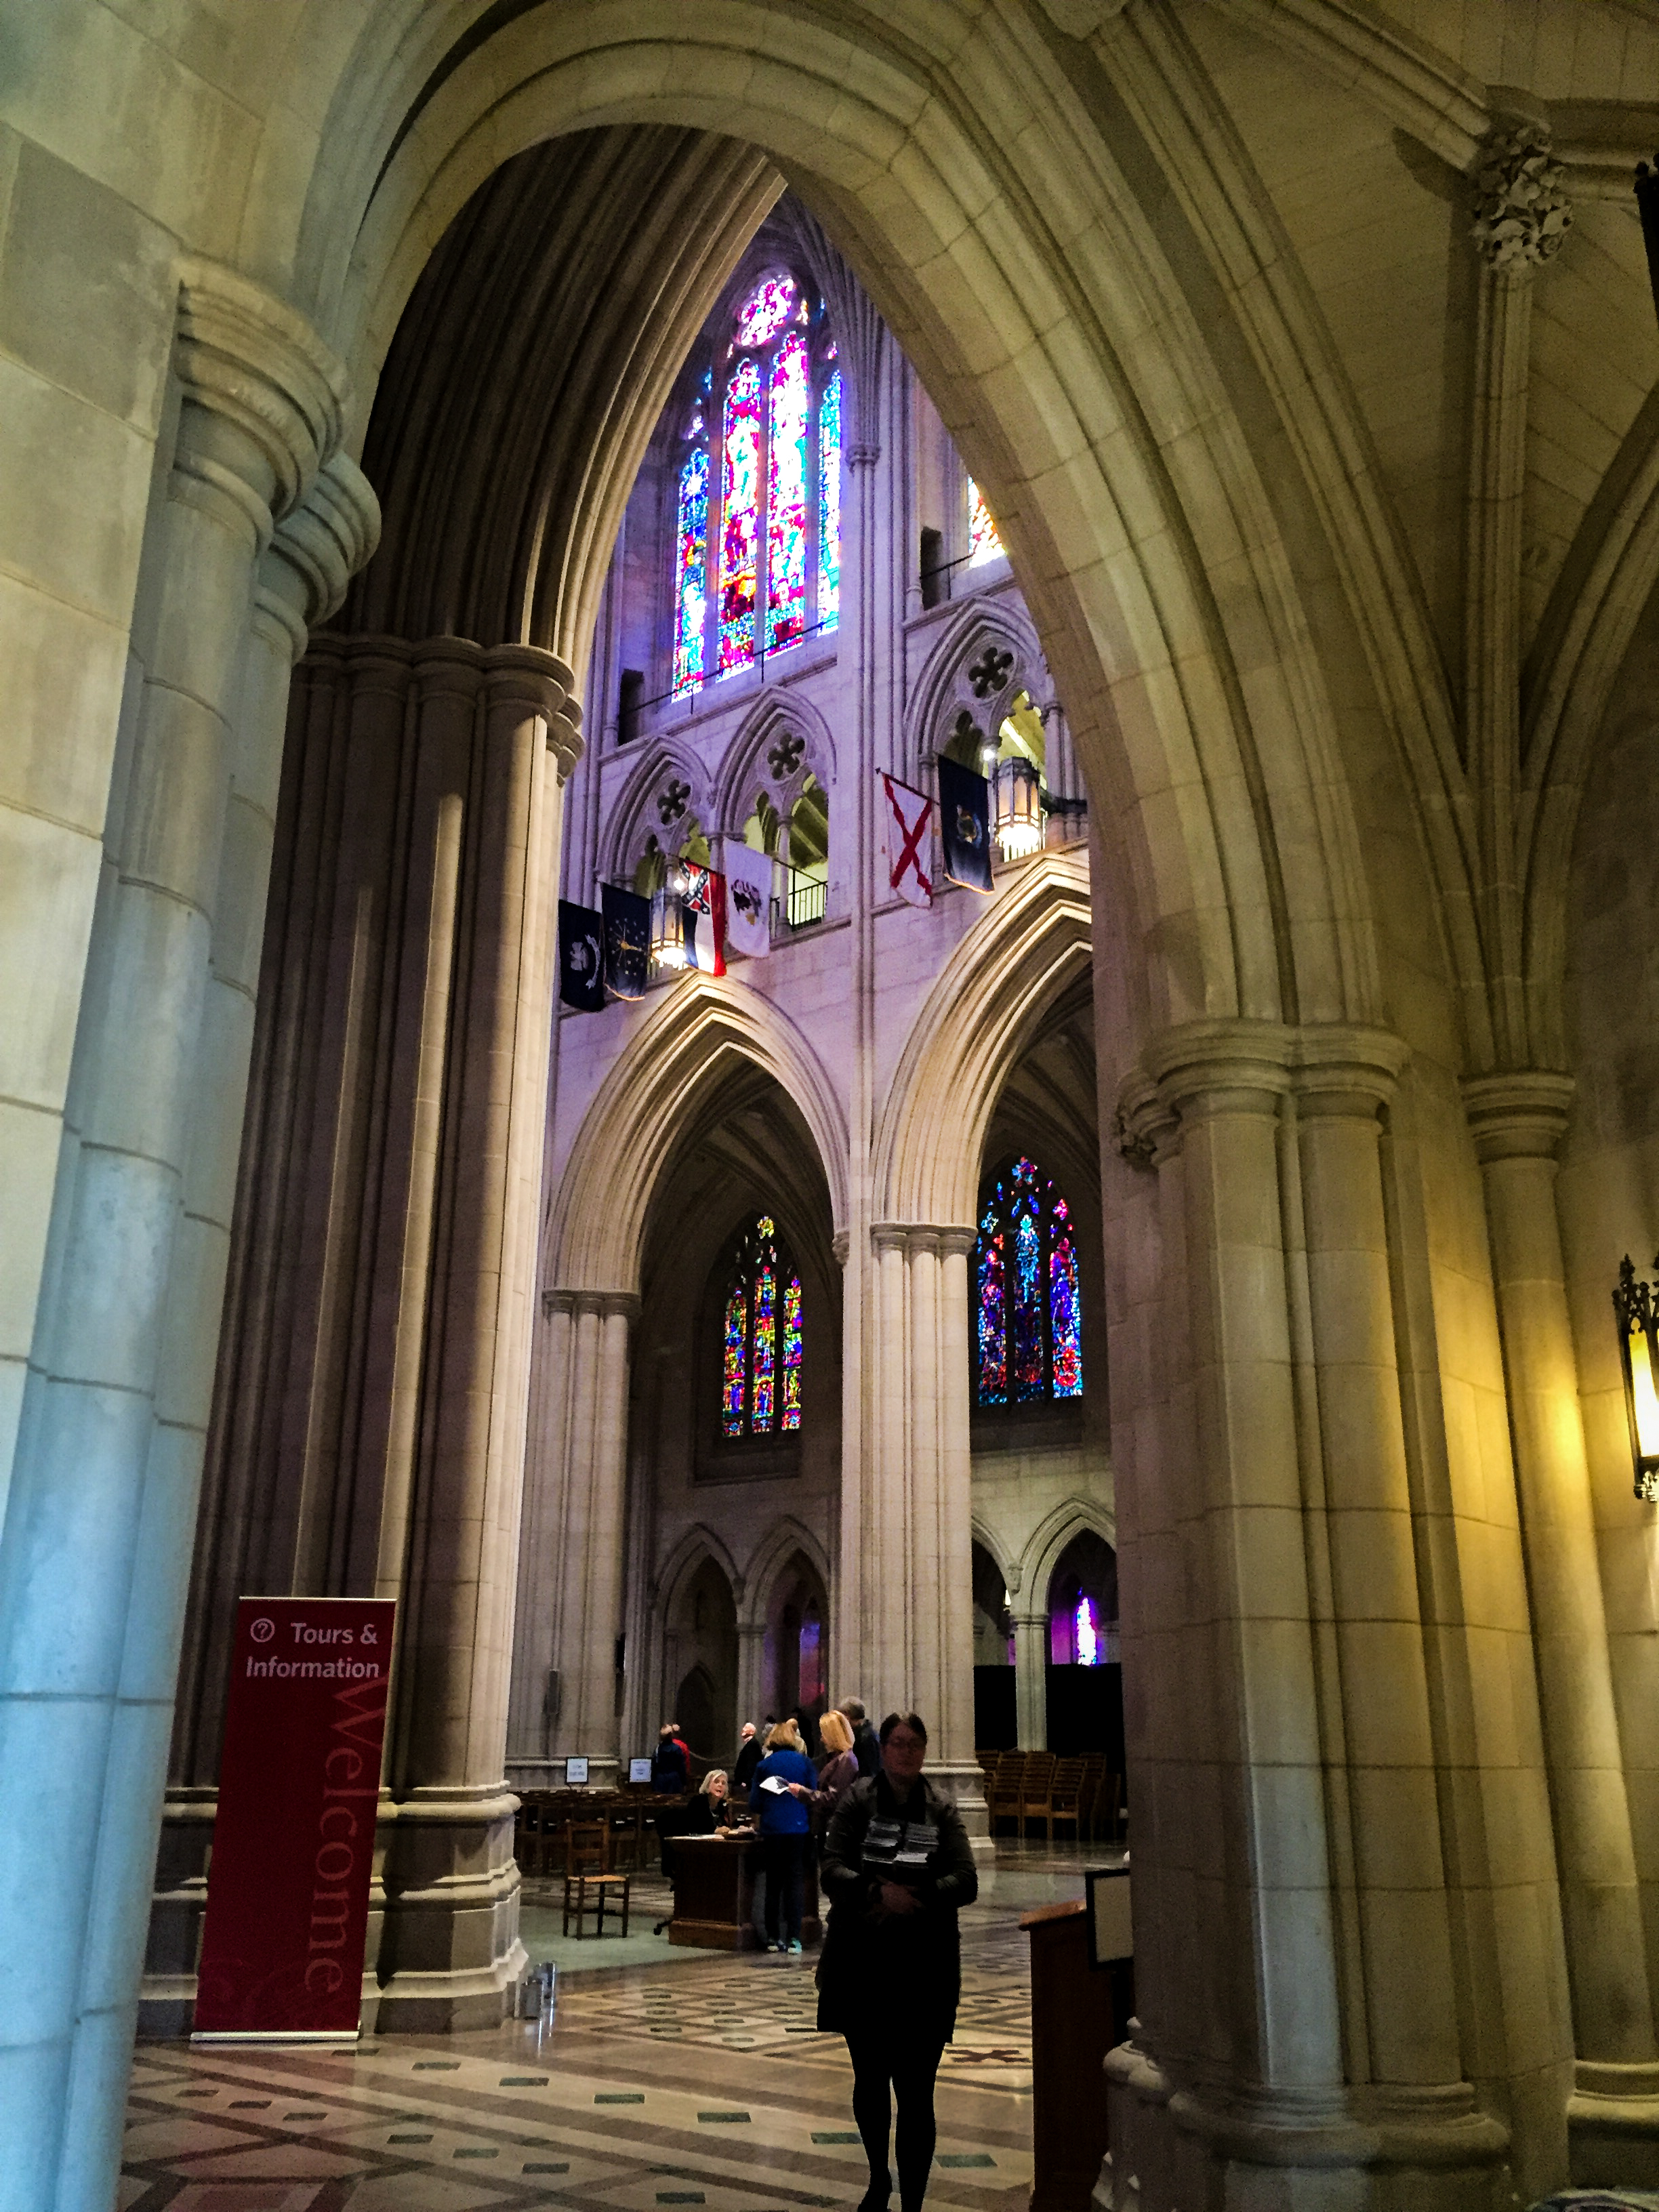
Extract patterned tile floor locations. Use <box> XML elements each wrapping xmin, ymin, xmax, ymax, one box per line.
<box><xmin>122</xmin><ymin>1845</ymin><xmax>1106</xmax><ymax>2212</ymax></box>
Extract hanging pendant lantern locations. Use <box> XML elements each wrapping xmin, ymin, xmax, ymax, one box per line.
<box><xmin>993</xmin><ymin>756</ymin><xmax>1044</xmax><ymax>861</ymax></box>
<box><xmin>649</xmin><ymin>878</ymin><xmax>687</xmax><ymax>975</ymax></box>
<box><xmin>1612</xmin><ymin>1254</ymin><xmax>1659</xmax><ymax>1501</ymax></box>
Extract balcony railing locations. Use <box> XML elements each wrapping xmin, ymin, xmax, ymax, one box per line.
<box><xmin>785</xmin><ymin>869</ymin><xmax>827</xmax><ymax>929</ymax></box>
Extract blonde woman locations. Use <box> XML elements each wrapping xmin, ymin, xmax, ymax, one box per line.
<box><xmin>752</xmin><ymin>1716</ymin><xmax>815</xmax><ymax>1952</ymax></box>
<box><xmin>796</xmin><ymin>1708</ymin><xmax>859</xmax><ymax>1823</ymax></box>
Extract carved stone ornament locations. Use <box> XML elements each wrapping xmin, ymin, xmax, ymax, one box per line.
<box><xmin>657</xmin><ymin>777</ymin><xmax>691</xmax><ymax>825</ymax></box>
<box><xmin>968</xmin><ymin>644</ymin><xmax>1015</xmax><ymax>699</ymax></box>
<box><xmin>1471</xmin><ymin>124</ymin><xmax>1572</xmax><ymax>269</ymax></box>
<box><xmin>768</xmin><ymin>731</ymin><xmax>805</xmax><ymax>780</ymax></box>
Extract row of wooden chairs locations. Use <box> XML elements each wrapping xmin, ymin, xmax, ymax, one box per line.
<box><xmin>978</xmin><ymin>1749</ymin><xmax>1124</xmax><ymax>1841</ymax></box>
<box><xmin>514</xmin><ymin>1787</ymin><xmax>687</xmax><ymax>1879</ymax></box>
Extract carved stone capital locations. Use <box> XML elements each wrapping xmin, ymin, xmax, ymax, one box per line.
<box><xmin>483</xmin><ymin>642</ymin><xmax>583</xmax><ymax>779</ymax></box>
<box><xmin>173</xmin><ymin>260</ymin><xmax>349</xmax><ymax>541</ymax></box>
<box><xmin>1132</xmin><ymin>1021</ymin><xmax>1410</xmax><ymax>1141</ymax></box>
<box><xmin>1471</xmin><ymin>123</ymin><xmax>1572</xmax><ymax>269</ymax></box>
<box><xmin>413</xmin><ymin>635</ymin><xmax>485</xmax><ymax>705</ymax></box>
<box><xmin>831</xmin><ymin>1229</ymin><xmax>851</xmax><ymax>1269</ymax></box>
<box><xmin>542</xmin><ymin>1286</ymin><xmax>640</xmax><ymax>1325</ymax></box>
<box><xmin>869</xmin><ymin>1221</ymin><xmax>975</xmax><ymax>1261</ymax></box>
<box><xmin>253</xmin><ymin>453</ymin><xmax>382</xmax><ymax>663</ymax></box>
<box><xmin>1461</xmin><ymin>1069</ymin><xmax>1575</xmax><ymax>1165</ymax></box>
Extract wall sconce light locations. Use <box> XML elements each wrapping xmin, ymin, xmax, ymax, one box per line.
<box><xmin>1612</xmin><ymin>1254</ymin><xmax>1659</xmax><ymax>1501</ymax></box>
<box><xmin>993</xmin><ymin>756</ymin><xmax>1044</xmax><ymax>861</ymax></box>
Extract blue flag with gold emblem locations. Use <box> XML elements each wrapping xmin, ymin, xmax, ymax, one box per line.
<box><xmin>938</xmin><ymin>756</ymin><xmax>993</xmax><ymax>893</ymax></box>
<box><xmin>600</xmin><ymin>883</ymin><xmax>651</xmax><ymax>1001</ymax></box>
<box><xmin>558</xmin><ymin>900</ymin><xmax>607</xmax><ymax>1012</ymax></box>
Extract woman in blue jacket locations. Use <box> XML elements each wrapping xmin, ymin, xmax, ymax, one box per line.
<box><xmin>752</xmin><ymin>1717</ymin><xmax>816</xmax><ymax>1952</ymax></box>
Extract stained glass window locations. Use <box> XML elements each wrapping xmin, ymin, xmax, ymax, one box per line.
<box><xmin>967</xmin><ymin>477</ymin><xmax>1003</xmax><ymax>566</ymax></box>
<box><xmin>1074</xmin><ymin>1593</ymin><xmax>1100</xmax><ymax>1666</ymax></box>
<box><xmin>717</xmin><ymin>1212</ymin><xmax>804</xmax><ymax>1439</ymax></box>
<box><xmin>974</xmin><ymin>1156</ymin><xmax>1084</xmax><ymax>1406</ymax></box>
<box><xmin>766</xmin><ymin>333</ymin><xmax>809</xmax><ymax>652</ymax></box>
<box><xmin>818</xmin><ymin>369</ymin><xmax>841</xmax><ymax>633</ymax></box>
<box><xmin>734</xmin><ymin>274</ymin><xmax>800</xmax><ymax>348</ymax></box>
<box><xmin>718</xmin><ymin>357</ymin><xmax>762</xmax><ymax>672</ymax></box>
<box><xmin>673</xmin><ymin>447</ymin><xmax>709</xmax><ymax>697</ymax></box>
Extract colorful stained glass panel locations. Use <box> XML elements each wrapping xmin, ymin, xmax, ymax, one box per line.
<box><xmin>1049</xmin><ymin>1197</ymin><xmax>1083</xmax><ymax>1397</ymax></box>
<box><xmin>977</xmin><ymin>1202</ymin><xmax>1006</xmax><ymax>1406</ymax></box>
<box><xmin>766</xmin><ymin>333</ymin><xmax>808</xmax><ymax>652</ymax></box>
<box><xmin>734</xmin><ymin>274</ymin><xmax>800</xmax><ymax>348</ymax></box>
<box><xmin>781</xmin><ymin>1273</ymin><xmax>803</xmax><ymax>1430</ymax></box>
<box><xmin>673</xmin><ymin>447</ymin><xmax>708</xmax><ymax>697</ymax></box>
<box><xmin>818</xmin><ymin>370</ymin><xmax>841</xmax><ymax>634</ymax></box>
<box><xmin>973</xmin><ymin>1155</ymin><xmax>1082</xmax><ymax>1407</ymax></box>
<box><xmin>722</xmin><ymin>1283</ymin><xmax>746</xmax><ymax>1435</ymax></box>
<box><xmin>967</xmin><ymin>477</ymin><xmax>1003</xmax><ymax>566</ymax></box>
<box><xmin>752</xmin><ymin>1262</ymin><xmax>776</xmax><ymax>1431</ymax></box>
<box><xmin>718</xmin><ymin>358</ymin><xmax>761</xmax><ymax>672</ymax></box>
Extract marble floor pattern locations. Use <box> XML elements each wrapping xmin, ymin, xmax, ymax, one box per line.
<box><xmin>121</xmin><ymin>1845</ymin><xmax>1103</xmax><ymax>2212</ymax></box>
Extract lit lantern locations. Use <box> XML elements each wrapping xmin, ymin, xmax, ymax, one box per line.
<box><xmin>1612</xmin><ymin>1254</ymin><xmax>1659</xmax><ymax>1501</ymax></box>
<box><xmin>993</xmin><ymin>756</ymin><xmax>1044</xmax><ymax>861</ymax></box>
<box><xmin>649</xmin><ymin>878</ymin><xmax>687</xmax><ymax>973</ymax></box>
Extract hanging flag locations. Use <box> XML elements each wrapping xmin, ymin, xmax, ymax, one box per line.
<box><xmin>724</xmin><ymin>841</ymin><xmax>774</xmax><ymax>959</ymax></box>
<box><xmin>938</xmin><ymin>756</ymin><xmax>993</xmax><ymax>893</ymax></box>
<box><xmin>600</xmin><ymin>882</ymin><xmax>651</xmax><ymax>1001</ymax></box>
<box><xmin>558</xmin><ymin>899</ymin><xmax>607</xmax><ymax>1012</ymax></box>
<box><xmin>880</xmin><ymin>772</ymin><xmax>934</xmax><ymax>908</ymax></box>
<box><xmin>682</xmin><ymin>865</ymin><xmax>727</xmax><ymax>976</ymax></box>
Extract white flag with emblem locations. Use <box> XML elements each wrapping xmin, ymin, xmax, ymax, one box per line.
<box><xmin>881</xmin><ymin>773</ymin><xmax>934</xmax><ymax>907</ymax></box>
<box><xmin>724</xmin><ymin>840</ymin><xmax>774</xmax><ymax>958</ymax></box>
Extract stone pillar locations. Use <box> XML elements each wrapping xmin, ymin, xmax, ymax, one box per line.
<box><xmin>515</xmin><ymin>1287</ymin><xmax>636</xmax><ymax>1793</ymax></box>
<box><xmin>0</xmin><ymin>263</ymin><xmax>350</xmax><ymax>2206</ymax></box>
<box><xmin>375</xmin><ymin>643</ymin><xmax>575</xmax><ymax>2028</ymax></box>
<box><xmin>863</xmin><ymin>1223</ymin><xmax>987</xmax><ymax>1844</ymax></box>
<box><xmin>735</xmin><ymin>1625</ymin><xmax>768</xmax><ymax>1741</ymax></box>
<box><xmin>1106</xmin><ymin>1023</ymin><xmax>1508</xmax><ymax>2211</ymax></box>
<box><xmin>1465</xmin><ymin>1072</ymin><xmax>1659</xmax><ymax>2184</ymax></box>
<box><xmin>1012</xmin><ymin>1613</ymin><xmax>1048</xmax><ymax>1748</ymax></box>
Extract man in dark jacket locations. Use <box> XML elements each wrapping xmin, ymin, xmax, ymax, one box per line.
<box><xmin>816</xmin><ymin>1713</ymin><xmax>977</xmax><ymax>2212</ymax></box>
<box><xmin>733</xmin><ymin>1721</ymin><xmax>762</xmax><ymax>1794</ymax></box>
<box><xmin>651</xmin><ymin>1722</ymin><xmax>690</xmax><ymax>1793</ymax></box>
<box><xmin>836</xmin><ymin>1696</ymin><xmax>880</xmax><ymax>1777</ymax></box>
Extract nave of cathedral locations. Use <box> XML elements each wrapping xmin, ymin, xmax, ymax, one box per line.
<box><xmin>8</xmin><ymin>4</ymin><xmax>1659</xmax><ymax>2209</ymax></box>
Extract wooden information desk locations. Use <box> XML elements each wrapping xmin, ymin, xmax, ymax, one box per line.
<box><xmin>669</xmin><ymin>1832</ymin><xmax>822</xmax><ymax>1951</ymax></box>
<box><xmin>1021</xmin><ymin>1897</ymin><xmax>1133</xmax><ymax>2212</ymax></box>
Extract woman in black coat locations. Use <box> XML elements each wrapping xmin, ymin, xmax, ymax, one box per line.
<box><xmin>815</xmin><ymin>1712</ymin><xmax>978</xmax><ymax>2212</ymax></box>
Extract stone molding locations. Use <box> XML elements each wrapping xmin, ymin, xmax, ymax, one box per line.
<box><xmin>483</xmin><ymin>642</ymin><xmax>583</xmax><ymax>779</ymax></box>
<box><xmin>541</xmin><ymin>1286</ymin><xmax>640</xmax><ymax>1324</ymax></box>
<box><xmin>869</xmin><ymin>1221</ymin><xmax>976</xmax><ymax>1260</ymax></box>
<box><xmin>1461</xmin><ymin>1069</ymin><xmax>1576</xmax><ymax>1164</ymax></box>
<box><xmin>173</xmin><ymin>258</ymin><xmax>349</xmax><ymax>532</ymax></box>
<box><xmin>254</xmin><ymin>453</ymin><xmax>382</xmax><ymax>662</ymax></box>
<box><xmin>1471</xmin><ymin>123</ymin><xmax>1572</xmax><ymax>269</ymax></box>
<box><xmin>412</xmin><ymin>635</ymin><xmax>486</xmax><ymax>701</ymax></box>
<box><xmin>1126</xmin><ymin>1019</ymin><xmax>1410</xmax><ymax>1139</ymax></box>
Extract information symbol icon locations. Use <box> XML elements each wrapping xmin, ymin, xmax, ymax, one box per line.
<box><xmin>251</xmin><ymin>1617</ymin><xmax>275</xmax><ymax>1644</ymax></box>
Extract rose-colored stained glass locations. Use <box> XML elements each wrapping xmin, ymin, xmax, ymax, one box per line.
<box><xmin>1049</xmin><ymin>1197</ymin><xmax>1082</xmax><ymax>1397</ymax></box>
<box><xmin>781</xmin><ymin>1273</ymin><xmax>803</xmax><ymax>1430</ymax></box>
<box><xmin>967</xmin><ymin>477</ymin><xmax>1003</xmax><ymax>565</ymax></box>
<box><xmin>722</xmin><ymin>1282</ymin><xmax>746</xmax><ymax>1435</ymax></box>
<box><xmin>1075</xmin><ymin>1593</ymin><xmax>1100</xmax><ymax>1666</ymax></box>
<box><xmin>719</xmin><ymin>357</ymin><xmax>761</xmax><ymax>672</ymax></box>
<box><xmin>673</xmin><ymin>447</ymin><xmax>708</xmax><ymax>697</ymax></box>
<box><xmin>733</xmin><ymin>274</ymin><xmax>799</xmax><ymax>349</ymax></box>
<box><xmin>766</xmin><ymin>332</ymin><xmax>809</xmax><ymax>652</ymax></box>
<box><xmin>818</xmin><ymin>370</ymin><xmax>841</xmax><ymax>634</ymax></box>
<box><xmin>977</xmin><ymin>1198</ymin><xmax>1006</xmax><ymax>1406</ymax></box>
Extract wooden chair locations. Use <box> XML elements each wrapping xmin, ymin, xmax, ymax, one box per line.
<box><xmin>1047</xmin><ymin>1758</ymin><xmax>1086</xmax><ymax>1843</ymax></box>
<box><xmin>987</xmin><ymin>1752</ymin><xmax>1025</xmax><ymax>1836</ymax></box>
<box><xmin>1078</xmin><ymin>1755</ymin><xmax>1107</xmax><ymax>1841</ymax></box>
<box><xmin>1019</xmin><ymin>1751</ymin><xmax>1057</xmax><ymax>1840</ymax></box>
<box><xmin>562</xmin><ymin>1820</ymin><xmax>631</xmax><ymax>1937</ymax></box>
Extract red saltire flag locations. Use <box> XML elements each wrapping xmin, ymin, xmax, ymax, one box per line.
<box><xmin>682</xmin><ymin>865</ymin><xmax>726</xmax><ymax>976</ymax></box>
<box><xmin>881</xmin><ymin>773</ymin><xmax>934</xmax><ymax>907</ymax></box>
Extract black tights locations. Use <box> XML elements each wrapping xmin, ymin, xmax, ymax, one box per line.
<box><xmin>844</xmin><ymin>2034</ymin><xmax>945</xmax><ymax>2212</ymax></box>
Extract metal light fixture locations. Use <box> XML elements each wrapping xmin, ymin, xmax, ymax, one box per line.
<box><xmin>648</xmin><ymin>875</ymin><xmax>687</xmax><ymax>974</ymax></box>
<box><xmin>1612</xmin><ymin>1254</ymin><xmax>1659</xmax><ymax>1501</ymax></box>
<box><xmin>993</xmin><ymin>756</ymin><xmax>1044</xmax><ymax>861</ymax></box>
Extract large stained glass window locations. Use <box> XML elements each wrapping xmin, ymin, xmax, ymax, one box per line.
<box><xmin>718</xmin><ymin>1212</ymin><xmax>804</xmax><ymax>1439</ymax></box>
<box><xmin>818</xmin><ymin>369</ymin><xmax>841</xmax><ymax>634</ymax></box>
<box><xmin>671</xmin><ymin>272</ymin><xmax>842</xmax><ymax>696</ymax></box>
<box><xmin>975</xmin><ymin>1156</ymin><xmax>1084</xmax><ymax>1406</ymax></box>
<box><xmin>672</xmin><ymin>446</ymin><xmax>709</xmax><ymax>697</ymax></box>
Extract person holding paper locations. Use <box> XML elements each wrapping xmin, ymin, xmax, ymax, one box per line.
<box><xmin>814</xmin><ymin>1713</ymin><xmax>978</xmax><ymax>2212</ymax></box>
<box><xmin>752</xmin><ymin>1717</ymin><xmax>815</xmax><ymax>1953</ymax></box>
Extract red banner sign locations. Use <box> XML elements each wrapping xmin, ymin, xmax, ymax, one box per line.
<box><xmin>193</xmin><ymin>1596</ymin><xmax>395</xmax><ymax>2039</ymax></box>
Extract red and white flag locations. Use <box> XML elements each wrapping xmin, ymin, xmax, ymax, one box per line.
<box><xmin>681</xmin><ymin>865</ymin><xmax>726</xmax><ymax>976</ymax></box>
<box><xmin>881</xmin><ymin>773</ymin><xmax>934</xmax><ymax>907</ymax></box>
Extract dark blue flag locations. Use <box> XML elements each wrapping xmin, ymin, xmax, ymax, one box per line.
<box><xmin>938</xmin><ymin>755</ymin><xmax>993</xmax><ymax>893</ymax></box>
<box><xmin>601</xmin><ymin>882</ymin><xmax>651</xmax><ymax>1002</ymax></box>
<box><xmin>558</xmin><ymin>899</ymin><xmax>607</xmax><ymax>1012</ymax></box>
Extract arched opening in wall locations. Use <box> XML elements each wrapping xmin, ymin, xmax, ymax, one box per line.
<box><xmin>1045</xmin><ymin>1530</ymin><xmax>1121</xmax><ymax>1763</ymax></box>
<box><xmin>669</xmin><ymin>1555</ymin><xmax>739</xmax><ymax>1767</ymax></box>
<box><xmin>766</xmin><ymin>1551</ymin><xmax>830</xmax><ymax>1743</ymax></box>
<box><xmin>971</xmin><ymin>1540</ymin><xmax>1015</xmax><ymax>1750</ymax></box>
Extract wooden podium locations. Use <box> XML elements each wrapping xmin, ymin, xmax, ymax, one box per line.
<box><xmin>668</xmin><ymin>1832</ymin><xmax>821</xmax><ymax>1950</ymax></box>
<box><xmin>1021</xmin><ymin>1897</ymin><xmax>1132</xmax><ymax>2212</ymax></box>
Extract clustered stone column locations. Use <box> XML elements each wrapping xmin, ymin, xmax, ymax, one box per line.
<box><xmin>1465</xmin><ymin>1072</ymin><xmax>1659</xmax><ymax>2182</ymax></box>
<box><xmin>0</xmin><ymin>263</ymin><xmax>370</xmax><ymax>2205</ymax></box>
<box><xmin>152</xmin><ymin>627</ymin><xmax>579</xmax><ymax>2032</ymax></box>
<box><xmin>1107</xmin><ymin>1021</ymin><xmax>1511</xmax><ymax>2211</ymax></box>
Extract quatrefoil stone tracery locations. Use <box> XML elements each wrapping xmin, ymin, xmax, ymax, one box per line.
<box><xmin>767</xmin><ymin>732</ymin><xmax>806</xmax><ymax>780</ymax></box>
<box><xmin>968</xmin><ymin>646</ymin><xmax>1014</xmax><ymax>699</ymax></box>
<box><xmin>657</xmin><ymin>778</ymin><xmax>691</xmax><ymax>825</ymax></box>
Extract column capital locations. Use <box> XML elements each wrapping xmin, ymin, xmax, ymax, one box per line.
<box><xmin>173</xmin><ymin>259</ymin><xmax>349</xmax><ymax>538</ymax></box>
<box><xmin>1461</xmin><ymin>1069</ymin><xmax>1575</xmax><ymax>1164</ymax></box>
<box><xmin>413</xmin><ymin>635</ymin><xmax>485</xmax><ymax>703</ymax></box>
<box><xmin>1291</xmin><ymin>1024</ymin><xmax>1410</xmax><ymax>1118</ymax></box>
<box><xmin>481</xmin><ymin>643</ymin><xmax>583</xmax><ymax>779</ymax></box>
<box><xmin>869</xmin><ymin>1222</ymin><xmax>975</xmax><ymax>1260</ymax></box>
<box><xmin>831</xmin><ymin>1229</ymin><xmax>851</xmax><ymax>1269</ymax></box>
<box><xmin>1471</xmin><ymin>120</ymin><xmax>1572</xmax><ymax>270</ymax></box>
<box><xmin>1134</xmin><ymin>1020</ymin><xmax>1409</xmax><ymax>1133</ymax></box>
<box><xmin>253</xmin><ymin>453</ymin><xmax>382</xmax><ymax>663</ymax></box>
<box><xmin>543</xmin><ymin>1286</ymin><xmax>640</xmax><ymax>1324</ymax></box>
